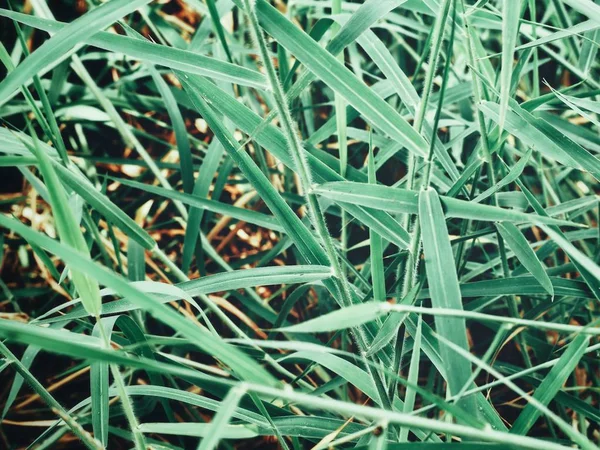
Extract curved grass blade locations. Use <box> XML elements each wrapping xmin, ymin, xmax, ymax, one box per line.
<box><xmin>418</xmin><ymin>276</ymin><xmax>591</xmax><ymax>299</ymax></box>
<box><xmin>366</xmin><ymin>283</ymin><xmax>421</xmax><ymax>357</ymax></box>
<box><xmin>0</xmin><ymin>319</ymin><xmax>229</xmax><ymax>387</ymax></box>
<box><xmin>473</xmin><ymin>148</ymin><xmax>532</xmax><ymax>204</ymax></box>
<box><xmin>124</xmin><ymin>385</ymin><xmax>267</xmax><ymax>426</ymax></box>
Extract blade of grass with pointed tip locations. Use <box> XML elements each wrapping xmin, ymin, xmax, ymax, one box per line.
<box><xmin>181</xmin><ymin>137</ymin><xmax>224</xmax><ymax>274</ymax></box>
<box><xmin>342</xmin><ymin>205</ymin><xmax>411</xmax><ymax>250</ymax></box>
<box><xmin>123</xmin><ymin>385</ymin><xmax>267</xmax><ymax>426</ymax></box>
<box><xmin>366</xmin><ymin>283</ymin><xmax>421</xmax><ymax>357</ymax></box>
<box><xmin>417</xmin><ymin>276</ymin><xmax>591</xmax><ymax>299</ymax></box>
<box><xmin>147</xmin><ymin>65</ymin><xmax>194</xmax><ymax>194</ymax></box>
<box><xmin>278</xmin><ymin>302</ymin><xmax>383</xmax><ymax>333</ymax></box>
<box><xmin>418</xmin><ymin>188</ymin><xmax>477</xmax><ymax>416</ymax></box>
<box><xmin>473</xmin><ymin>148</ymin><xmax>532</xmax><ymax>204</ymax></box>
<box><xmin>0</xmin><ymin>318</ymin><xmax>228</xmax><ymax>387</ymax></box>
<box><xmin>0</xmin><ymin>0</ymin><xmax>152</xmax><ymax>107</ymax></box>
<box><xmin>496</xmin><ymin>222</ymin><xmax>554</xmax><ymax>297</ymax></box>
<box><xmin>513</xmin><ymin>178</ymin><xmax>600</xmax><ymax>301</ymax></box>
<box><xmin>546</xmin><ymin>83</ymin><xmax>600</xmax><ymax>129</ymax></box>
<box><xmin>0</xmin><ymin>10</ymin><xmax>267</xmax><ymax>90</ymax></box>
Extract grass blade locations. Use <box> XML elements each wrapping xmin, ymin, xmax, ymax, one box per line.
<box><xmin>250</xmin><ymin>0</ymin><xmax>428</xmax><ymax>157</ymax></box>
<box><xmin>90</xmin><ymin>321</ymin><xmax>111</xmax><ymax>447</ymax></box>
<box><xmin>540</xmin><ymin>225</ymin><xmax>600</xmax><ymax>284</ymax></box>
<box><xmin>0</xmin><ymin>10</ymin><xmax>267</xmax><ymax>89</ymax></box>
<box><xmin>24</xmin><ymin>132</ymin><xmax>101</xmax><ymax>317</ymax></box>
<box><xmin>480</xmin><ymin>101</ymin><xmax>600</xmax><ymax>181</ymax></box>
<box><xmin>196</xmin><ymin>386</ymin><xmax>247</xmax><ymax>450</ymax></box>
<box><xmin>496</xmin><ymin>222</ymin><xmax>554</xmax><ymax>297</ymax></box>
<box><xmin>418</xmin><ymin>188</ymin><xmax>477</xmax><ymax>416</ymax></box>
<box><xmin>499</xmin><ymin>0</ymin><xmax>521</xmax><ymax>132</ymax></box>
<box><xmin>510</xmin><ymin>333</ymin><xmax>590</xmax><ymax>435</ymax></box>
<box><xmin>0</xmin><ymin>0</ymin><xmax>152</xmax><ymax>107</ymax></box>
<box><xmin>314</xmin><ymin>182</ymin><xmax>582</xmax><ymax>227</ymax></box>
<box><xmin>368</xmin><ymin>142</ymin><xmax>386</xmax><ymax>301</ymax></box>
<box><xmin>277</xmin><ymin>302</ymin><xmax>382</xmax><ymax>333</ymax></box>
<box><xmin>0</xmin><ymin>214</ymin><xmax>278</xmax><ymax>387</ymax></box>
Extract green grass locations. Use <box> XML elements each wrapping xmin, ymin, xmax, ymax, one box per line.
<box><xmin>0</xmin><ymin>0</ymin><xmax>599</xmax><ymax>449</ymax></box>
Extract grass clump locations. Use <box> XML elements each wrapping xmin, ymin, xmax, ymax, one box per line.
<box><xmin>0</xmin><ymin>0</ymin><xmax>599</xmax><ymax>449</ymax></box>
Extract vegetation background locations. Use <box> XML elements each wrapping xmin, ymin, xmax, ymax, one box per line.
<box><xmin>0</xmin><ymin>0</ymin><xmax>599</xmax><ymax>449</ymax></box>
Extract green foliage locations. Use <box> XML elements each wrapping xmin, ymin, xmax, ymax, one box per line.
<box><xmin>0</xmin><ymin>1</ymin><xmax>598</xmax><ymax>449</ymax></box>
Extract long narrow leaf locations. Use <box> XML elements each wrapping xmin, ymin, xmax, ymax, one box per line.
<box><xmin>419</xmin><ymin>189</ymin><xmax>477</xmax><ymax>416</ymax></box>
